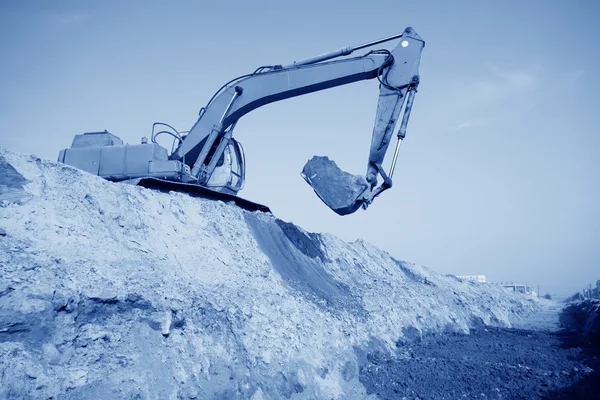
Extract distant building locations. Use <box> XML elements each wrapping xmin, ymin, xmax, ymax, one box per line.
<box><xmin>456</xmin><ymin>275</ymin><xmax>487</xmax><ymax>283</ymax></box>
<box><xmin>582</xmin><ymin>280</ymin><xmax>600</xmax><ymax>299</ymax></box>
<box><xmin>502</xmin><ymin>283</ymin><xmax>537</xmax><ymax>296</ymax></box>
<box><xmin>578</xmin><ymin>280</ymin><xmax>599</xmax><ymax>300</ymax></box>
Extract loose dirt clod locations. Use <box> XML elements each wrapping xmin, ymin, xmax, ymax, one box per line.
<box><xmin>302</xmin><ymin>155</ymin><xmax>369</xmax><ymax>215</ymax></box>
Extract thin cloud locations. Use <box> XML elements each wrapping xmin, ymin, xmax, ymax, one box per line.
<box><xmin>451</xmin><ymin>121</ymin><xmax>482</xmax><ymax>132</ymax></box>
<box><xmin>487</xmin><ymin>63</ymin><xmax>539</xmax><ymax>87</ymax></box>
<box><xmin>451</xmin><ymin>63</ymin><xmax>540</xmax><ymax>110</ymax></box>
<box><xmin>571</xmin><ymin>68</ymin><xmax>586</xmax><ymax>82</ymax></box>
<box><xmin>46</xmin><ymin>12</ymin><xmax>88</xmax><ymax>25</ymax></box>
<box><xmin>443</xmin><ymin>63</ymin><xmax>542</xmax><ymax>133</ymax></box>
<box><xmin>450</xmin><ymin>117</ymin><xmax>496</xmax><ymax>132</ymax></box>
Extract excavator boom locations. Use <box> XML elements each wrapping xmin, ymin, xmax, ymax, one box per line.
<box><xmin>173</xmin><ymin>27</ymin><xmax>424</xmax><ymax>214</ymax></box>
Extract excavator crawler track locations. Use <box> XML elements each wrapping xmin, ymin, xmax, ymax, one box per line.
<box><xmin>130</xmin><ymin>177</ymin><xmax>271</xmax><ymax>213</ymax></box>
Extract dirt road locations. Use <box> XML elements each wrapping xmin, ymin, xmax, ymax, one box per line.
<box><xmin>358</xmin><ymin>303</ymin><xmax>599</xmax><ymax>399</ymax></box>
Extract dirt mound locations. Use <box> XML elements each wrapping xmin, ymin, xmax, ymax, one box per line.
<box><xmin>0</xmin><ymin>148</ymin><xmax>542</xmax><ymax>399</ymax></box>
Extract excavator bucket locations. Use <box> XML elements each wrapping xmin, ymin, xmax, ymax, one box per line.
<box><xmin>301</xmin><ymin>156</ymin><xmax>369</xmax><ymax>216</ymax></box>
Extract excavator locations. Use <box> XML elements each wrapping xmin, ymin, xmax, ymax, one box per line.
<box><xmin>58</xmin><ymin>27</ymin><xmax>425</xmax><ymax>215</ymax></box>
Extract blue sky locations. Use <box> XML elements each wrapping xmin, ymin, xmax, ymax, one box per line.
<box><xmin>1</xmin><ymin>0</ymin><xmax>598</xmax><ymax>297</ymax></box>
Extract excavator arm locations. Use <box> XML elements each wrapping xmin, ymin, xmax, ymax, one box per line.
<box><xmin>172</xmin><ymin>27</ymin><xmax>425</xmax><ymax>215</ymax></box>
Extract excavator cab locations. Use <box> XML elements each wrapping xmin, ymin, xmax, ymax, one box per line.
<box><xmin>150</xmin><ymin>123</ymin><xmax>247</xmax><ymax>195</ymax></box>
<box><xmin>203</xmin><ymin>137</ymin><xmax>245</xmax><ymax>195</ymax></box>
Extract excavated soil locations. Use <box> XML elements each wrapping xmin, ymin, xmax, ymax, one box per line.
<box><xmin>2</xmin><ymin>148</ymin><xmax>594</xmax><ymax>399</ymax></box>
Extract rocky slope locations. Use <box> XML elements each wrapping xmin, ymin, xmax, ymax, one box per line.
<box><xmin>0</xmin><ymin>148</ymin><xmax>541</xmax><ymax>399</ymax></box>
<box><xmin>562</xmin><ymin>299</ymin><xmax>600</xmax><ymax>344</ymax></box>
